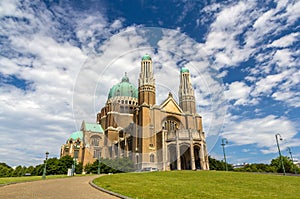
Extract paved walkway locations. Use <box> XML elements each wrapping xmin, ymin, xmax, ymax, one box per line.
<box><xmin>0</xmin><ymin>175</ymin><xmax>119</xmax><ymax>199</ymax></box>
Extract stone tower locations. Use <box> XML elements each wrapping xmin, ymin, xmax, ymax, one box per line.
<box><xmin>178</xmin><ymin>67</ymin><xmax>196</xmax><ymax>114</ymax></box>
<box><xmin>138</xmin><ymin>54</ymin><xmax>156</xmax><ymax>106</ymax></box>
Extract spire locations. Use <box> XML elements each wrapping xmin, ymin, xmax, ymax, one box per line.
<box><xmin>178</xmin><ymin>67</ymin><xmax>196</xmax><ymax>114</ymax></box>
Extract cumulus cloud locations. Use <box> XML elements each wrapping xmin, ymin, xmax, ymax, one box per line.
<box><xmin>222</xmin><ymin>115</ymin><xmax>298</xmax><ymax>153</ymax></box>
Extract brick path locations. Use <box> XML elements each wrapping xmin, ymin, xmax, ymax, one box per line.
<box><xmin>0</xmin><ymin>175</ymin><xmax>119</xmax><ymax>199</ymax></box>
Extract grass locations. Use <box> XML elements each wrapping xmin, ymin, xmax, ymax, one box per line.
<box><xmin>0</xmin><ymin>174</ymin><xmax>87</xmax><ymax>185</ymax></box>
<box><xmin>93</xmin><ymin>171</ymin><xmax>300</xmax><ymax>199</ymax></box>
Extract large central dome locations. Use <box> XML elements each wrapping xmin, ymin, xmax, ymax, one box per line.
<box><xmin>108</xmin><ymin>73</ymin><xmax>138</xmax><ymax>100</ymax></box>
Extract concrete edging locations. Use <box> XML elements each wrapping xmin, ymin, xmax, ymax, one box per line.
<box><xmin>89</xmin><ymin>177</ymin><xmax>132</xmax><ymax>199</ymax></box>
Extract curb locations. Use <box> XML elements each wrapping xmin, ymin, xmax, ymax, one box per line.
<box><xmin>89</xmin><ymin>177</ymin><xmax>132</xmax><ymax>199</ymax></box>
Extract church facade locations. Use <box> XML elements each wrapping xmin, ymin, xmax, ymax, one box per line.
<box><xmin>61</xmin><ymin>55</ymin><xmax>209</xmax><ymax>171</ymax></box>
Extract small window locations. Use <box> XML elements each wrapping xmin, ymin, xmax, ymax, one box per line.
<box><xmin>150</xmin><ymin>154</ymin><xmax>154</xmax><ymax>162</ymax></box>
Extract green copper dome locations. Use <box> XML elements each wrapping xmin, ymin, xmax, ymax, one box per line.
<box><xmin>142</xmin><ymin>54</ymin><xmax>151</xmax><ymax>61</ymax></box>
<box><xmin>68</xmin><ymin>131</ymin><xmax>83</xmax><ymax>141</ymax></box>
<box><xmin>108</xmin><ymin>73</ymin><xmax>138</xmax><ymax>99</ymax></box>
<box><xmin>180</xmin><ymin>67</ymin><xmax>189</xmax><ymax>73</ymax></box>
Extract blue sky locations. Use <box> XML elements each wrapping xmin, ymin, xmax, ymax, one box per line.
<box><xmin>0</xmin><ymin>0</ymin><xmax>299</xmax><ymax>167</ymax></box>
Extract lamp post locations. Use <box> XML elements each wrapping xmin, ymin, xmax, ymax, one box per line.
<box><xmin>275</xmin><ymin>133</ymin><xmax>286</xmax><ymax>175</ymax></box>
<box><xmin>287</xmin><ymin>147</ymin><xmax>297</xmax><ymax>174</ymax></box>
<box><xmin>42</xmin><ymin>152</ymin><xmax>49</xmax><ymax>180</ymax></box>
<box><xmin>221</xmin><ymin>138</ymin><xmax>228</xmax><ymax>171</ymax></box>
<box><xmin>72</xmin><ymin>140</ymin><xmax>80</xmax><ymax>176</ymax></box>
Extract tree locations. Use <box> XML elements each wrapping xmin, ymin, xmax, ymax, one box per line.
<box><xmin>0</xmin><ymin>162</ymin><xmax>13</xmax><ymax>177</ymax></box>
<box><xmin>57</xmin><ymin>155</ymin><xmax>73</xmax><ymax>174</ymax></box>
<box><xmin>75</xmin><ymin>162</ymin><xmax>83</xmax><ymax>174</ymax></box>
<box><xmin>234</xmin><ymin>163</ymin><xmax>276</xmax><ymax>173</ymax></box>
<box><xmin>11</xmin><ymin>165</ymin><xmax>25</xmax><ymax>177</ymax></box>
<box><xmin>271</xmin><ymin>156</ymin><xmax>295</xmax><ymax>174</ymax></box>
<box><xmin>25</xmin><ymin>166</ymin><xmax>35</xmax><ymax>175</ymax></box>
<box><xmin>209</xmin><ymin>156</ymin><xmax>233</xmax><ymax>171</ymax></box>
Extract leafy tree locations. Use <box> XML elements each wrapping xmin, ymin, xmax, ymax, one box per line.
<box><xmin>209</xmin><ymin>156</ymin><xmax>233</xmax><ymax>171</ymax></box>
<box><xmin>0</xmin><ymin>163</ymin><xmax>13</xmax><ymax>177</ymax></box>
<box><xmin>271</xmin><ymin>156</ymin><xmax>295</xmax><ymax>174</ymax></box>
<box><xmin>234</xmin><ymin>163</ymin><xmax>276</xmax><ymax>173</ymax></box>
<box><xmin>45</xmin><ymin>158</ymin><xmax>60</xmax><ymax>175</ymax></box>
<box><xmin>75</xmin><ymin>162</ymin><xmax>83</xmax><ymax>174</ymax></box>
<box><xmin>11</xmin><ymin>165</ymin><xmax>25</xmax><ymax>177</ymax></box>
<box><xmin>57</xmin><ymin>155</ymin><xmax>73</xmax><ymax>174</ymax></box>
<box><xmin>33</xmin><ymin>164</ymin><xmax>44</xmax><ymax>176</ymax></box>
<box><xmin>25</xmin><ymin>166</ymin><xmax>35</xmax><ymax>175</ymax></box>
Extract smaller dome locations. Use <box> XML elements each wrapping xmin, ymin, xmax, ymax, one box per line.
<box><xmin>68</xmin><ymin>131</ymin><xmax>83</xmax><ymax>141</ymax></box>
<box><xmin>180</xmin><ymin>67</ymin><xmax>189</xmax><ymax>73</ymax></box>
<box><xmin>142</xmin><ymin>54</ymin><xmax>151</xmax><ymax>61</ymax></box>
<box><xmin>108</xmin><ymin>73</ymin><xmax>138</xmax><ymax>99</ymax></box>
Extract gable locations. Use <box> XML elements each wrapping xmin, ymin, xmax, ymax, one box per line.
<box><xmin>160</xmin><ymin>97</ymin><xmax>183</xmax><ymax>114</ymax></box>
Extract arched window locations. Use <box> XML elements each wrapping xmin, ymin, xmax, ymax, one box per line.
<box><xmin>150</xmin><ymin>154</ymin><xmax>155</xmax><ymax>162</ymax></box>
<box><xmin>90</xmin><ymin>135</ymin><xmax>100</xmax><ymax>146</ymax></box>
<box><xmin>163</xmin><ymin>120</ymin><xmax>179</xmax><ymax>131</ymax></box>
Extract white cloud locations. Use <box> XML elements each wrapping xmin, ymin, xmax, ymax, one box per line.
<box><xmin>224</xmin><ymin>81</ymin><xmax>252</xmax><ymax>106</ymax></box>
<box><xmin>268</xmin><ymin>32</ymin><xmax>299</xmax><ymax>48</ymax></box>
<box><xmin>222</xmin><ymin>115</ymin><xmax>297</xmax><ymax>153</ymax></box>
<box><xmin>0</xmin><ymin>0</ymin><xmax>20</xmax><ymax>17</ymax></box>
<box><xmin>253</xmin><ymin>72</ymin><xmax>288</xmax><ymax>96</ymax></box>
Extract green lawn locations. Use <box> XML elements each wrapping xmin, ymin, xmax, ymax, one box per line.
<box><xmin>0</xmin><ymin>174</ymin><xmax>86</xmax><ymax>185</ymax></box>
<box><xmin>93</xmin><ymin>171</ymin><xmax>300</xmax><ymax>199</ymax></box>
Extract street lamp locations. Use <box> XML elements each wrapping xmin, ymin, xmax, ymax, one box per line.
<box><xmin>221</xmin><ymin>138</ymin><xmax>228</xmax><ymax>171</ymax></box>
<box><xmin>287</xmin><ymin>147</ymin><xmax>297</xmax><ymax>174</ymax></box>
<box><xmin>42</xmin><ymin>152</ymin><xmax>49</xmax><ymax>180</ymax></box>
<box><xmin>275</xmin><ymin>133</ymin><xmax>286</xmax><ymax>175</ymax></box>
<box><xmin>72</xmin><ymin>140</ymin><xmax>80</xmax><ymax>176</ymax></box>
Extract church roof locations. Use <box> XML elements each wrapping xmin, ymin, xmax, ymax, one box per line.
<box><xmin>142</xmin><ymin>54</ymin><xmax>151</xmax><ymax>61</ymax></box>
<box><xmin>68</xmin><ymin>131</ymin><xmax>83</xmax><ymax>141</ymax></box>
<box><xmin>108</xmin><ymin>73</ymin><xmax>138</xmax><ymax>100</ymax></box>
<box><xmin>83</xmin><ymin>122</ymin><xmax>104</xmax><ymax>133</ymax></box>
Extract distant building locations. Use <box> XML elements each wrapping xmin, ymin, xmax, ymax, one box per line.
<box><xmin>61</xmin><ymin>55</ymin><xmax>209</xmax><ymax>171</ymax></box>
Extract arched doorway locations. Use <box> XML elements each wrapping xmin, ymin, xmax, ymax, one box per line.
<box><xmin>194</xmin><ymin>145</ymin><xmax>201</xmax><ymax>170</ymax></box>
<box><xmin>168</xmin><ymin>144</ymin><xmax>177</xmax><ymax>170</ymax></box>
<box><xmin>180</xmin><ymin>144</ymin><xmax>191</xmax><ymax>170</ymax></box>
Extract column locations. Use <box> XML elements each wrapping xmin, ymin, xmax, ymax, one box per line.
<box><xmin>200</xmin><ymin>144</ymin><xmax>205</xmax><ymax>170</ymax></box>
<box><xmin>190</xmin><ymin>141</ymin><xmax>196</xmax><ymax>170</ymax></box>
<box><xmin>176</xmin><ymin>132</ymin><xmax>181</xmax><ymax>170</ymax></box>
<box><xmin>162</xmin><ymin>130</ymin><xmax>166</xmax><ymax>171</ymax></box>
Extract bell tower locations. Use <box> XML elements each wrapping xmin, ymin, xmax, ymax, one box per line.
<box><xmin>178</xmin><ymin>67</ymin><xmax>196</xmax><ymax>114</ymax></box>
<box><xmin>138</xmin><ymin>54</ymin><xmax>156</xmax><ymax>105</ymax></box>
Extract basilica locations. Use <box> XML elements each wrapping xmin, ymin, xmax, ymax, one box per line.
<box><xmin>61</xmin><ymin>55</ymin><xmax>209</xmax><ymax>171</ymax></box>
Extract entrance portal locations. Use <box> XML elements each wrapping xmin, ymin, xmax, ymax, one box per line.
<box><xmin>180</xmin><ymin>144</ymin><xmax>191</xmax><ymax>170</ymax></box>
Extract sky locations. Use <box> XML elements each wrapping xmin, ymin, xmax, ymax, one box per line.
<box><xmin>0</xmin><ymin>0</ymin><xmax>299</xmax><ymax>167</ymax></box>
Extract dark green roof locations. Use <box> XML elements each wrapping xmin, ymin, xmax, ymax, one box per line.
<box><xmin>108</xmin><ymin>74</ymin><xmax>138</xmax><ymax>99</ymax></box>
<box><xmin>142</xmin><ymin>54</ymin><xmax>151</xmax><ymax>61</ymax></box>
<box><xmin>180</xmin><ymin>67</ymin><xmax>189</xmax><ymax>73</ymax></box>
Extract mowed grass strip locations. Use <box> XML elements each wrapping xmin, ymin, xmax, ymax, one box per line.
<box><xmin>93</xmin><ymin>171</ymin><xmax>300</xmax><ymax>199</ymax></box>
<box><xmin>0</xmin><ymin>174</ymin><xmax>87</xmax><ymax>185</ymax></box>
